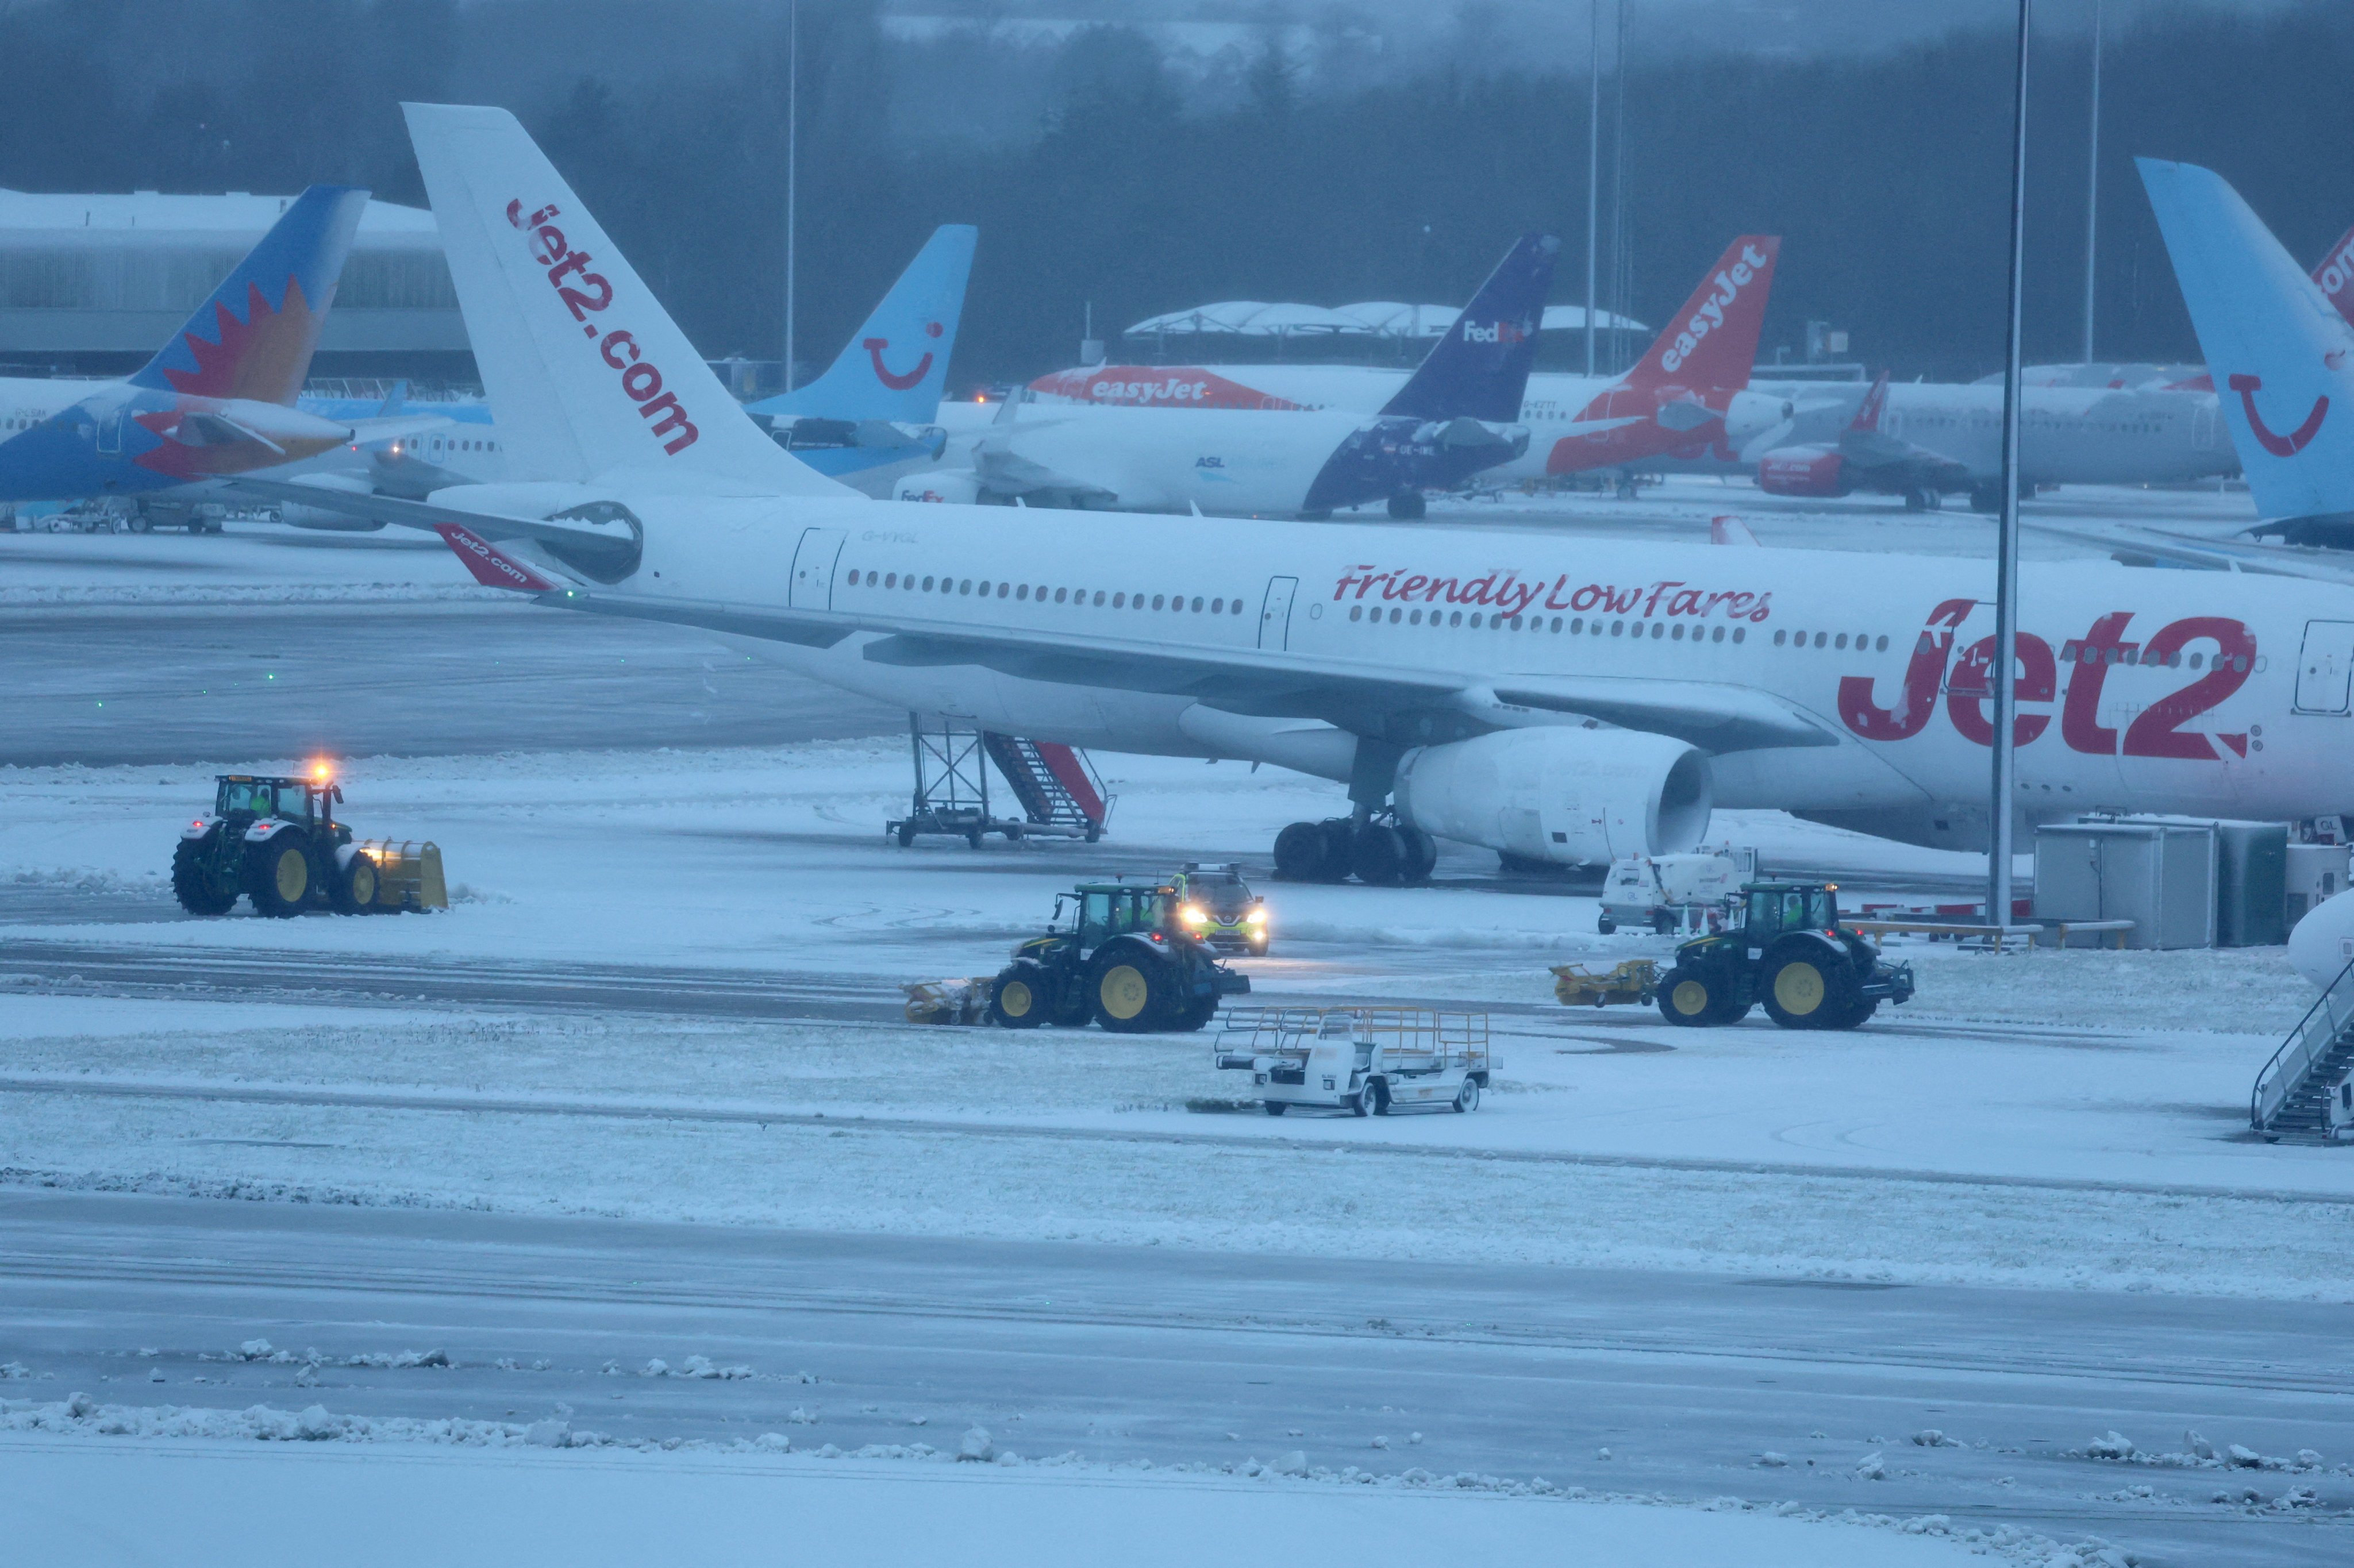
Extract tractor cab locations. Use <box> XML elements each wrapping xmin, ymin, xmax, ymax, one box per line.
<box><xmin>213</xmin><ymin>773</ymin><xmax>341</xmax><ymax>831</ymax></box>
<box><xmin>1055</xmin><ymin>882</ymin><xmax>1179</xmax><ymax>951</ymax></box>
<box><xmin>1736</xmin><ymin>883</ymin><xmax>1843</xmax><ymax>947</ymax></box>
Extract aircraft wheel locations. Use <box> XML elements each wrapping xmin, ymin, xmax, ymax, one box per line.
<box><xmin>1273</xmin><ymin>821</ymin><xmax>1330</xmax><ymax>881</ymax></box>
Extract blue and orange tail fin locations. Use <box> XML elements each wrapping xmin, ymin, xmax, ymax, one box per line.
<box><xmin>128</xmin><ymin>186</ymin><xmax>369</xmax><ymax>406</ymax></box>
<box><xmin>1380</xmin><ymin>233</ymin><xmax>1560</xmax><ymax>424</ymax></box>
<box><xmin>752</xmin><ymin>224</ymin><xmax>978</xmax><ymax>424</ymax></box>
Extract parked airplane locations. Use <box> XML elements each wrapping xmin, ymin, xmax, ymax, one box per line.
<box><xmin>0</xmin><ymin>187</ymin><xmax>374</xmax><ymax>511</ymax></box>
<box><xmin>1752</xmin><ymin>373</ymin><xmax>1971</xmax><ymax>508</ymax></box>
<box><xmin>745</xmin><ymin>225</ymin><xmax>976</xmax><ymax>496</ymax></box>
<box><xmin>912</xmin><ymin>232</ymin><xmax>1563</xmax><ymax>519</ymax></box>
<box><xmin>1030</xmin><ymin>236</ymin><xmax>1790</xmax><ymax>496</ymax></box>
<box><xmin>2140</xmin><ymin>159</ymin><xmax>2354</xmax><ymax>550</ymax></box>
<box><xmin>248</xmin><ymin>106</ymin><xmax>2354</xmax><ymax>899</ymax></box>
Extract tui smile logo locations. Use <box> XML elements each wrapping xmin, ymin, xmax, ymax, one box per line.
<box><xmin>864</xmin><ymin>322</ymin><xmax>942</xmax><ymax>391</ymax></box>
<box><xmin>2228</xmin><ymin>373</ymin><xmax>2329</xmax><ymax>457</ymax></box>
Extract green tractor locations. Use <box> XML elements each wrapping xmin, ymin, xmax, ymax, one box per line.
<box><xmin>172</xmin><ymin>769</ymin><xmax>378</xmax><ymax>918</ymax></box>
<box><xmin>1656</xmin><ymin>881</ymin><xmax>1914</xmax><ymax>1030</ymax></box>
<box><xmin>988</xmin><ymin>879</ymin><xmax>1252</xmax><ymax>1033</ymax></box>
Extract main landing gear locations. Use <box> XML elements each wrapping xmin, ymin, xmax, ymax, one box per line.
<box><xmin>1271</xmin><ymin>814</ymin><xmax>1438</xmax><ymax>887</ymax></box>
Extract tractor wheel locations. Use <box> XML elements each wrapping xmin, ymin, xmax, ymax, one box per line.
<box><xmin>1264</xmin><ymin>1101</ymin><xmax>1288</xmax><ymax>1116</ymax></box>
<box><xmin>1658</xmin><ymin>966</ymin><xmax>1736</xmax><ymax>1027</ymax></box>
<box><xmin>1761</xmin><ymin>947</ymin><xmax>1858</xmax><ymax>1030</ymax></box>
<box><xmin>1172</xmin><ymin>986</ymin><xmax>1220</xmax><ymax>1033</ymax></box>
<box><xmin>1825</xmin><ymin>995</ymin><xmax>1879</xmax><ymax>1031</ymax></box>
<box><xmin>1272</xmin><ymin>821</ymin><xmax>1330</xmax><ymax>881</ymax></box>
<box><xmin>1351</xmin><ymin>823</ymin><xmax>1409</xmax><ymax>886</ymax></box>
<box><xmin>330</xmin><ymin>852</ymin><xmax>379</xmax><ymax>915</ymax></box>
<box><xmin>1399</xmin><ymin>827</ymin><xmax>1438</xmax><ymax>884</ymax></box>
<box><xmin>988</xmin><ymin>961</ymin><xmax>1052</xmax><ymax>1028</ymax></box>
<box><xmin>895</xmin><ymin>821</ymin><xmax>916</xmax><ymax>847</ymax></box>
<box><xmin>1089</xmin><ymin>949</ymin><xmax>1175</xmax><ymax>1033</ymax></box>
<box><xmin>171</xmin><ymin>833</ymin><xmax>236</xmax><ymax>916</ymax></box>
<box><xmin>243</xmin><ymin>833</ymin><xmax>314</xmax><ymax>918</ymax></box>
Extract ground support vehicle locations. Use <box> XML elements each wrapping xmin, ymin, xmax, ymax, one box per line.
<box><xmin>1171</xmin><ymin>863</ymin><xmax>1270</xmax><ymax>955</ymax></box>
<box><xmin>1552</xmin><ymin>958</ymin><xmax>1660</xmax><ymax>1007</ymax></box>
<box><xmin>1216</xmin><ymin>1007</ymin><xmax>1492</xmax><ymax>1116</ymax></box>
<box><xmin>1597</xmin><ymin>852</ymin><xmax>1743</xmax><ymax>935</ymax></box>
<box><xmin>1655</xmin><ymin>881</ymin><xmax>1914</xmax><ymax>1030</ymax></box>
<box><xmin>988</xmin><ymin>879</ymin><xmax>1251</xmax><ymax>1033</ymax></box>
<box><xmin>172</xmin><ymin>770</ymin><xmax>444</xmax><ymax>917</ymax></box>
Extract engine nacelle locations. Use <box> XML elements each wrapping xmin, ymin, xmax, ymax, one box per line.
<box><xmin>894</xmin><ymin>469</ymin><xmax>982</xmax><ymax>504</ymax></box>
<box><xmin>1756</xmin><ymin>447</ymin><xmax>1850</xmax><ymax>498</ymax></box>
<box><xmin>1393</xmin><ymin>727</ymin><xmax>1712</xmax><ymax>866</ymax></box>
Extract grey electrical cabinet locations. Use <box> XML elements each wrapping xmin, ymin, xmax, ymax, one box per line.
<box><xmin>2106</xmin><ymin>815</ymin><xmax>2289</xmax><ymax>947</ymax></box>
<box><xmin>2033</xmin><ymin>820</ymin><xmax>2220</xmax><ymax>949</ymax></box>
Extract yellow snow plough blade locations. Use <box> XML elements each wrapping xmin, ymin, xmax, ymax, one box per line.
<box><xmin>356</xmin><ymin>839</ymin><xmax>448</xmax><ymax>912</ymax></box>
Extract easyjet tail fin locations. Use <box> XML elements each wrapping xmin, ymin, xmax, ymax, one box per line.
<box><xmin>751</xmin><ymin>225</ymin><xmax>976</xmax><ymax>424</ymax></box>
<box><xmin>2139</xmin><ymin>158</ymin><xmax>2354</xmax><ymax>529</ymax></box>
<box><xmin>1621</xmin><ymin>236</ymin><xmax>1779</xmax><ymax>392</ymax></box>
<box><xmin>1379</xmin><ymin>233</ymin><xmax>1560</xmax><ymax>424</ymax></box>
<box><xmin>128</xmin><ymin>186</ymin><xmax>368</xmax><ymax>406</ymax></box>
<box><xmin>401</xmin><ymin>102</ymin><xmax>848</xmax><ymax>496</ymax></box>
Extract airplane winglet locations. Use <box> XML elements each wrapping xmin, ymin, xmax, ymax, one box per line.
<box><xmin>434</xmin><ymin>522</ymin><xmax>558</xmax><ymax>592</ymax></box>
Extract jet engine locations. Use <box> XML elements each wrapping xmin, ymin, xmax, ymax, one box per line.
<box><xmin>1391</xmin><ymin>727</ymin><xmax>1712</xmax><ymax>866</ymax></box>
<box><xmin>1756</xmin><ymin>448</ymin><xmax>1851</xmax><ymax>498</ymax></box>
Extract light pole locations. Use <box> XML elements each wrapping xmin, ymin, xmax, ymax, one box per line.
<box><xmin>1990</xmin><ymin>0</ymin><xmax>2034</xmax><ymax>932</ymax></box>
<box><xmin>1584</xmin><ymin>0</ymin><xmax>1601</xmax><ymax>377</ymax></box>
<box><xmin>2082</xmin><ymin>0</ymin><xmax>2101</xmax><ymax>364</ymax></box>
<box><xmin>783</xmin><ymin>0</ymin><xmax>799</xmax><ymax>392</ymax></box>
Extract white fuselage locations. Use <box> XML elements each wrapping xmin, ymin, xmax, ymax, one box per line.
<box><xmin>533</xmin><ymin>491</ymin><xmax>2354</xmax><ymax>852</ymax></box>
<box><xmin>972</xmin><ymin>403</ymin><xmax>1386</xmax><ymax>515</ymax></box>
<box><xmin>1040</xmin><ymin>364</ymin><xmax>2241</xmax><ymax>489</ymax></box>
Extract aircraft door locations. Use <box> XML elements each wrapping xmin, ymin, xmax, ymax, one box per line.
<box><xmin>95</xmin><ymin>408</ymin><xmax>123</xmax><ymax>456</ymax></box>
<box><xmin>2194</xmin><ymin>401</ymin><xmax>2220</xmax><ymax>450</ymax></box>
<box><xmin>788</xmin><ymin>527</ymin><xmax>848</xmax><ymax>610</ymax></box>
<box><xmin>2295</xmin><ymin>620</ymin><xmax>2354</xmax><ymax>714</ymax></box>
<box><xmin>1258</xmin><ymin>576</ymin><xmax>1299</xmax><ymax>651</ymax></box>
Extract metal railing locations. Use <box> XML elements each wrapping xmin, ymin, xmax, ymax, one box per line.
<box><xmin>1217</xmin><ymin>1007</ymin><xmax>1489</xmax><ymax>1064</ymax></box>
<box><xmin>2252</xmin><ymin>953</ymin><xmax>2354</xmax><ymax>1132</ymax></box>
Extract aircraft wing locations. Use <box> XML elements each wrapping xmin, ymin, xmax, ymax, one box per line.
<box><xmin>224</xmin><ymin>476</ymin><xmax>632</xmax><ymax>555</ymax></box>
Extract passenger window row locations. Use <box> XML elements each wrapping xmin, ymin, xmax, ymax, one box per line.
<box><xmin>1346</xmin><ymin>603</ymin><xmax>1749</xmax><ymax>644</ymax></box>
<box><xmin>838</xmin><ymin>568</ymin><xmax>1246</xmax><ymax>615</ymax></box>
<box><xmin>1778</xmin><ymin>630</ymin><xmax>1890</xmax><ymax>652</ymax></box>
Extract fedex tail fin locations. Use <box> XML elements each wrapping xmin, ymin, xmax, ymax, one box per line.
<box><xmin>401</xmin><ymin>102</ymin><xmax>846</xmax><ymax>495</ymax></box>
<box><xmin>751</xmin><ymin>225</ymin><xmax>976</xmax><ymax>423</ymax></box>
<box><xmin>2312</xmin><ymin>224</ymin><xmax>2354</xmax><ymax>328</ymax></box>
<box><xmin>1379</xmin><ymin>233</ymin><xmax>1559</xmax><ymax>423</ymax></box>
<box><xmin>2139</xmin><ymin>158</ymin><xmax>2354</xmax><ymax>527</ymax></box>
<box><xmin>1621</xmin><ymin>236</ymin><xmax>1779</xmax><ymax>392</ymax></box>
<box><xmin>128</xmin><ymin>186</ymin><xmax>367</xmax><ymax>405</ymax></box>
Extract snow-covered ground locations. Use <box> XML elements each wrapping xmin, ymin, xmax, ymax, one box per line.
<box><xmin>2</xmin><ymin>739</ymin><xmax>2346</xmax><ymax>1302</ymax></box>
<box><xmin>0</xmin><ymin>1432</ymin><xmax>2002</xmax><ymax>1567</ymax></box>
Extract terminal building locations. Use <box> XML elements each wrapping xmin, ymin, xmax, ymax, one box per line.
<box><xmin>0</xmin><ymin>188</ymin><xmax>472</xmax><ymax>381</ymax></box>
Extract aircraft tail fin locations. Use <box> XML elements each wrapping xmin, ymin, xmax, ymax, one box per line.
<box><xmin>128</xmin><ymin>186</ymin><xmax>368</xmax><ymax>405</ymax></box>
<box><xmin>2311</xmin><ymin>223</ymin><xmax>2354</xmax><ymax>328</ymax></box>
<box><xmin>1849</xmin><ymin>372</ymin><xmax>1890</xmax><ymax>433</ymax></box>
<box><xmin>1621</xmin><ymin>236</ymin><xmax>1780</xmax><ymax>392</ymax></box>
<box><xmin>2138</xmin><ymin>157</ymin><xmax>2354</xmax><ymax>524</ymax></box>
<box><xmin>1379</xmin><ymin>233</ymin><xmax>1560</xmax><ymax>423</ymax></box>
<box><xmin>751</xmin><ymin>225</ymin><xmax>977</xmax><ymax>423</ymax></box>
<box><xmin>401</xmin><ymin>102</ymin><xmax>846</xmax><ymax>495</ymax></box>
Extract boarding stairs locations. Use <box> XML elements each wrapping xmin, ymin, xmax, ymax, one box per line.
<box><xmin>2252</xmin><ymin>955</ymin><xmax>2354</xmax><ymax>1143</ymax></box>
<box><xmin>981</xmin><ymin>732</ymin><xmax>1110</xmax><ymax>840</ymax></box>
<box><xmin>888</xmin><ymin>715</ymin><xmax>1112</xmax><ymax>846</ymax></box>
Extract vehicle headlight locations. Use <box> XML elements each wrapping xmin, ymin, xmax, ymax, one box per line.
<box><xmin>1179</xmin><ymin>905</ymin><xmax>1206</xmax><ymax>924</ymax></box>
<box><xmin>1246</xmin><ymin>908</ymin><xmax>1268</xmax><ymax>924</ymax></box>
